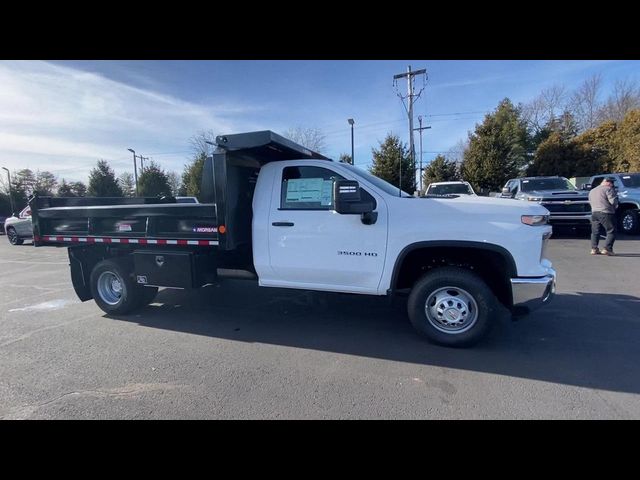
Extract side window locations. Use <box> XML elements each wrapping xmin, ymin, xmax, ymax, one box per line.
<box><xmin>591</xmin><ymin>177</ymin><xmax>604</xmax><ymax>188</ymax></box>
<box><xmin>280</xmin><ymin>166</ymin><xmax>345</xmax><ymax>210</ymax></box>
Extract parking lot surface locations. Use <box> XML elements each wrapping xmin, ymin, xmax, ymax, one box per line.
<box><xmin>1</xmin><ymin>231</ymin><xmax>639</xmax><ymax>419</ymax></box>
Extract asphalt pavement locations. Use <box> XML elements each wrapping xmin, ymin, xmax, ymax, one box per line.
<box><xmin>1</xmin><ymin>231</ymin><xmax>639</xmax><ymax>419</ymax></box>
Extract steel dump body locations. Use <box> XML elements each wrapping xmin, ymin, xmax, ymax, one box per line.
<box><xmin>33</xmin><ymin>200</ymin><xmax>219</xmax><ymax>247</ymax></box>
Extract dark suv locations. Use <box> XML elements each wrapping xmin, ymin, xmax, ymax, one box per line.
<box><xmin>500</xmin><ymin>176</ymin><xmax>591</xmax><ymax>228</ymax></box>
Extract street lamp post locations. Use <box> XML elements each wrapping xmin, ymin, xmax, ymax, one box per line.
<box><xmin>2</xmin><ymin>167</ymin><xmax>15</xmax><ymax>214</ymax></box>
<box><xmin>127</xmin><ymin>148</ymin><xmax>139</xmax><ymax>196</ymax></box>
<box><xmin>347</xmin><ymin>118</ymin><xmax>355</xmax><ymax>164</ymax></box>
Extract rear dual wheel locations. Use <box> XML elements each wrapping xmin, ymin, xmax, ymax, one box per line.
<box><xmin>90</xmin><ymin>258</ymin><xmax>158</xmax><ymax>315</ymax></box>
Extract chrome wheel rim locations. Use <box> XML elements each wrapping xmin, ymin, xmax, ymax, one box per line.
<box><xmin>622</xmin><ymin>213</ymin><xmax>634</xmax><ymax>232</ymax></box>
<box><xmin>424</xmin><ymin>286</ymin><xmax>478</xmax><ymax>334</ymax></box>
<box><xmin>97</xmin><ymin>271</ymin><xmax>124</xmax><ymax>305</ymax></box>
<box><xmin>7</xmin><ymin>228</ymin><xmax>18</xmax><ymax>244</ymax></box>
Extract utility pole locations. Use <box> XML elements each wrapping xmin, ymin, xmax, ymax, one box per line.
<box><xmin>127</xmin><ymin>148</ymin><xmax>139</xmax><ymax>196</ymax></box>
<box><xmin>348</xmin><ymin>118</ymin><xmax>355</xmax><ymax>164</ymax></box>
<box><xmin>414</xmin><ymin>115</ymin><xmax>431</xmax><ymax>193</ymax></box>
<box><xmin>393</xmin><ymin>65</ymin><xmax>427</xmax><ymax>196</ymax></box>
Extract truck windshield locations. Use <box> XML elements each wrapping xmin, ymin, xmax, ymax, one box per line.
<box><xmin>428</xmin><ymin>184</ymin><xmax>473</xmax><ymax>195</ymax></box>
<box><xmin>341</xmin><ymin>164</ymin><xmax>412</xmax><ymax>197</ymax></box>
<box><xmin>521</xmin><ymin>178</ymin><xmax>575</xmax><ymax>192</ymax></box>
<box><xmin>620</xmin><ymin>174</ymin><xmax>640</xmax><ymax>188</ymax></box>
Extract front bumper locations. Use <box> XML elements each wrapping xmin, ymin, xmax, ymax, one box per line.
<box><xmin>510</xmin><ymin>267</ymin><xmax>556</xmax><ymax>314</ymax></box>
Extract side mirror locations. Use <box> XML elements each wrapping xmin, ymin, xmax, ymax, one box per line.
<box><xmin>334</xmin><ymin>180</ymin><xmax>373</xmax><ymax>214</ymax></box>
<box><xmin>500</xmin><ymin>187</ymin><xmax>513</xmax><ymax>197</ymax></box>
<box><xmin>581</xmin><ymin>184</ymin><xmax>592</xmax><ymax>191</ymax></box>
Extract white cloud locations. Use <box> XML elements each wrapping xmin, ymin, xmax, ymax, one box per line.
<box><xmin>0</xmin><ymin>61</ymin><xmax>261</xmax><ymax>181</ymax></box>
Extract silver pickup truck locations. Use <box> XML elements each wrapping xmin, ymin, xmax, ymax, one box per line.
<box><xmin>500</xmin><ymin>176</ymin><xmax>591</xmax><ymax>229</ymax></box>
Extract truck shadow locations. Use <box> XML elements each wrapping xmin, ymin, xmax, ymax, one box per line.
<box><xmin>108</xmin><ymin>282</ymin><xmax>640</xmax><ymax>395</ymax></box>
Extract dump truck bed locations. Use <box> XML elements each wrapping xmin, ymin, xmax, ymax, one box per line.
<box><xmin>32</xmin><ymin>198</ymin><xmax>219</xmax><ymax>247</ymax></box>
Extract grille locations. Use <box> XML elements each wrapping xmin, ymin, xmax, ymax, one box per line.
<box><xmin>542</xmin><ymin>203</ymin><xmax>591</xmax><ymax>213</ymax></box>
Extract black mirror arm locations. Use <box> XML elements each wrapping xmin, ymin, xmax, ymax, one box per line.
<box><xmin>361</xmin><ymin>211</ymin><xmax>378</xmax><ymax>225</ymax></box>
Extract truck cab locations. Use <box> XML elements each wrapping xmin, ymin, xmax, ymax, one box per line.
<box><xmin>31</xmin><ymin>131</ymin><xmax>556</xmax><ymax>348</ymax></box>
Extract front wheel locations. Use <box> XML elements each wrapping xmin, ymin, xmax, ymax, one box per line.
<box><xmin>6</xmin><ymin>227</ymin><xmax>23</xmax><ymax>245</ymax></box>
<box><xmin>618</xmin><ymin>209</ymin><xmax>639</xmax><ymax>235</ymax></box>
<box><xmin>407</xmin><ymin>267</ymin><xmax>497</xmax><ymax>348</ymax></box>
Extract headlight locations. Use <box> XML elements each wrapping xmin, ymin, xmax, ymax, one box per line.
<box><xmin>522</xmin><ymin>214</ymin><xmax>549</xmax><ymax>226</ymax></box>
<box><xmin>527</xmin><ymin>197</ymin><xmax>543</xmax><ymax>202</ymax></box>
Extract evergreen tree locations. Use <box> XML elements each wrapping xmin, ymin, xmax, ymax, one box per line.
<box><xmin>11</xmin><ymin>169</ymin><xmax>36</xmax><ymax>207</ymax></box>
<box><xmin>138</xmin><ymin>161</ymin><xmax>172</xmax><ymax>197</ymax></box>
<box><xmin>573</xmin><ymin>120</ymin><xmax>618</xmax><ymax>174</ymax></box>
<box><xmin>461</xmin><ymin>99</ymin><xmax>530</xmax><ymax>192</ymax></box>
<box><xmin>616</xmin><ymin>109</ymin><xmax>640</xmax><ymax>171</ymax></box>
<box><xmin>70</xmin><ymin>181</ymin><xmax>87</xmax><ymax>197</ymax></box>
<box><xmin>526</xmin><ymin>131</ymin><xmax>583</xmax><ymax>177</ymax></box>
<box><xmin>422</xmin><ymin>155</ymin><xmax>458</xmax><ymax>192</ymax></box>
<box><xmin>179</xmin><ymin>153</ymin><xmax>205</xmax><ymax>198</ymax></box>
<box><xmin>0</xmin><ymin>191</ymin><xmax>11</xmax><ymax>216</ymax></box>
<box><xmin>369</xmin><ymin>133</ymin><xmax>416</xmax><ymax>193</ymax></box>
<box><xmin>87</xmin><ymin>160</ymin><xmax>123</xmax><ymax>197</ymax></box>
<box><xmin>57</xmin><ymin>179</ymin><xmax>73</xmax><ymax>196</ymax></box>
<box><xmin>58</xmin><ymin>180</ymin><xmax>87</xmax><ymax>197</ymax></box>
<box><xmin>34</xmin><ymin>171</ymin><xmax>58</xmax><ymax>196</ymax></box>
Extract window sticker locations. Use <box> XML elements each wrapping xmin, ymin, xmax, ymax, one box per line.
<box><xmin>286</xmin><ymin>178</ymin><xmax>325</xmax><ymax>203</ymax></box>
<box><xmin>320</xmin><ymin>180</ymin><xmax>333</xmax><ymax>206</ymax></box>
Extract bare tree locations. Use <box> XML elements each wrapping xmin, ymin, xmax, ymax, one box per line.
<box><xmin>166</xmin><ymin>171</ymin><xmax>181</xmax><ymax>196</ymax></box>
<box><xmin>445</xmin><ymin>138</ymin><xmax>470</xmax><ymax>169</ymax></box>
<box><xmin>282</xmin><ymin>127</ymin><xmax>327</xmax><ymax>153</ymax></box>
<box><xmin>189</xmin><ymin>129</ymin><xmax>217</xmax><ymax>157</ymax></box>
<box><xmin>597</xmin><ymin>78</ymin><xmax>640</xmax><ymax>123</ymax></box>
<box><xmin>118</xmin><ymin>172</ymin><xmax>136</xmax><ymax>197</ymax></box>
<box><xmin>522</xmin><ymin>85</ymin><xmax>567</xmax><ymax>133</ymax></box>
<box><xmin>569</xmin><ymin>74</ymin><xmax>602</xmax><ymax>132</ymax></box>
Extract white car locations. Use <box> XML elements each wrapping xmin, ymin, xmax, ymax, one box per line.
<box><xmin>175</xmin><ymin>196</ymin><xmax>199</xmax><ymax>204</ymax></box>
<box><xmin>4</xmin><ymin>206</ymin><xmax>33</xmax><ymax>245</ymax></box>
<box><xmin>425</xmin><ymin>181</ymin><xmax>476</xmax><ymax>196</ymax></box>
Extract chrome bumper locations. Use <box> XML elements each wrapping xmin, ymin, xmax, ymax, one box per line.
<box><xmin>510</xmin><ymin>267</ymin><xmax>556</xmax><ymax>314</ymax></box>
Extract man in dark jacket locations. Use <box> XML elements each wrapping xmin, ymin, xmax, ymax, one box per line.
<box><xmin>588</xmin><ymin>177</ymin><xmax>619</xmax><ymax>256</ymax></box>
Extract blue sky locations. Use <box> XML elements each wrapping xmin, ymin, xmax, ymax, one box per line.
<box><xmin>0</xmin><ymin>60</ymin><xmax>638</xmax><ymax>183</ymax></box>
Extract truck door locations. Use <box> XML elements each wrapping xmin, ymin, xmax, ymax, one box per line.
<box><xmin>265</xmin><ymin>164</ymin><xmax>387</xmax><ymax>294</ymax></box>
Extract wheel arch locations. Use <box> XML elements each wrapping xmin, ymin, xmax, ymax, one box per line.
<box><xmin>389</xmin><ymin>241</ymin><xmax>518</xmax><ymax>308</ymax></box>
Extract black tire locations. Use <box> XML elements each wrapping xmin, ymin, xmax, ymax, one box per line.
<box><xmin>618</xmin><ymin>209</ymin><xmax>639</xmax><ymax>235</ymax></box>
<box><xmin>6</xmin><ymin>227</ymin><xmax>23</xmax><ymax>245</ymax></box>
<box><xmin>90</xmin><ymin>258</ymin><xmax>141</xmax><ymax>315</ymax></box>
<box><xmin>407</xmin><ymin>267</ymin><xmax>497</xmax><ymax>348</ymax></box>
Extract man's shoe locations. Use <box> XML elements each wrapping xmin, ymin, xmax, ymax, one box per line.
<box><xmin>600</xmin><ymin>248</ymin><xmax>615</xmax><ymax>256</ymax></box>
<box><xmin>590</xmin><ymin>248</ymin><xmax>600</xmax><ymax>255</ymax></box>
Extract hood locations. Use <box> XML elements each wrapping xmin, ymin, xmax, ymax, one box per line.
<box><xmin>412</xmin><ymin>194</ymin><xmax>548</xmax><ymax>220</ymax></box>
<box><xmin>618</xmin><ymin>187</ymin><xmax>640</xmax><ymax>198</ymax></box>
